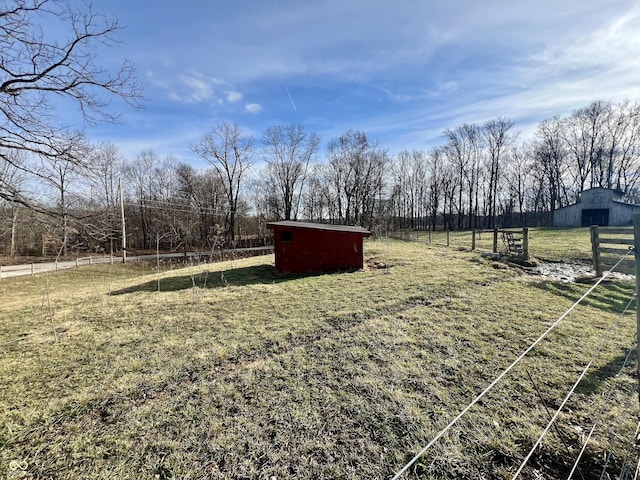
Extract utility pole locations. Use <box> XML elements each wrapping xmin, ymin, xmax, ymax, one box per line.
<box><xmin>119</xmin><ymin>177</ymin><xmax>127</xmax><ymax>264</ymax></box>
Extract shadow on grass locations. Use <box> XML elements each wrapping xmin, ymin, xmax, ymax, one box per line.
<box><xmin>530</xmin><ymin>280</ymin><xmax>635</xmax><ymax>315</ymax></box>
<box><xmin>109</xmin><ymin>264</ymin><xmax>327</xmax><ymax>295</ymax></box>
<box><xmin>577</xmin><ymin>348</ymin><xmax>636</xmax><ymax>394</ymax></box>
<box><xmin>532</xmin><ymin>280</ymin><xmax>637</xmax><ymax>395</ymax></box>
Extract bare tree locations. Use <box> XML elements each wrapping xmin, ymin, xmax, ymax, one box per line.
<box><xmin>125</xmin><ymin>150</ymin><xmax>159</xmax><ymax>250</ymax></box>
<box><xmin>0</xmin><ymin>151</ymin><xmax>28</xmax><ymax>256</ymax></box>
<box><xmin>175</xmin><ymin>164</ymin><xmax>226</xmax><ymax>245</ymax></box>
<box><xmin>483</xmin><ymin>117</ymin><xmax>515</xmax><ymax>228</ymax></box>
<box><xmin>392</xmin><ymin>150</ymin><xmax>427</xmax><ymax>229</ymax></box>
<box><xmin>192</xmin><ymin>122</ymin><xmax>254</xmax><ymax>243</ymax></box>
<box><xmin>123</xmin><ymin>152</ymin><xmax>192</xmax><ymax>251</ymax></box>
<box><xmin>148</xmin><ymin>155</ymin><xmax>184</xmax><ymax>251</ymax></box>
<box><xmin>261</xmin><ymin>124</ymin><xmax>320</xmax><ymax>220</ymax></box>
<box><xmin>301</xmin><ymin>166</ymin><xmax>329</xmax><ymax>223</ymax></box>
<box><xmin>0</xmin><ymin>0</ymin><xmax>141</xmax><ymax>208</ymax></box>
<box><xmin>563</xmin><ymin>101</ymin><xmax>609</xmax><ymax>192</ymax></box>
<box><xmin>443</xmin><ymin>131</ymin><xmax>466</xmax><ymax>229</ymax></box>
<box><xmin>326</xmin><ymin>130</ymin><xmax>387</xmax><ymax>229</ymax></box>
<box><xmin>427</xmin><ymin>147</ymin><xmax>445</xmax><ymax>230</ymax></box>
<box><xmin>444</xmin><ymin>124</ymin><xmax>483</xmax><ymax>229</ymax></box>
<box><xmin>533</xmin><ymin>117</ymin><xmax>569</xmax><ymax>224</ymax></box>
<box><xmin>38</xmin><ymin>135</ymin><xmax>90</xmax><ymax>255</ymax></box>
<box><xmin>503</xmin><ymin>143</ymin><xmax>533</xmax><ymax>226</ymax></box>
<box><xmin>85</xmin><ymin>141</ymin><xmax>124</xmax><ymax>254</ymax></box>
<box><xmin>602</xmin><ymin>101</ymin><xmax>640</xmax><ymax>194</ymax></box>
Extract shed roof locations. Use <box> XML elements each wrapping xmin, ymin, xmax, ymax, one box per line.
<box><xmin>267</xmin><ymin>221</ymin><xmax>371</xmax><ymax>235</ymax></box>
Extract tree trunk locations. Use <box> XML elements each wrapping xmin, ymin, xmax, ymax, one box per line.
<box><xmin>10</xmin><ymin>208</ymin><xmax>18</xmax><ymax>258</ymax></box>
<box><xmin>63</xmin><ymin>212</ymin><xmax>69</xmax><ymax>257</ymax></box>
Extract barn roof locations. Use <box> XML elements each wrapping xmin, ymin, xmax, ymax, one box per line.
<box><xmin>554</xmin><ymin>187</ymin><xmax>640</xmax><ymax>212</ymax></box>
<box><xmin>267</xmin><ymin>221</ymin><xmax>371</xmax><ymax>235</ymax></box>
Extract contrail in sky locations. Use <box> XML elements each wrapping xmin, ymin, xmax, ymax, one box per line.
<box><xmin>285</xmin><ymin>86</ymin><xmax>297</xmax><ymax>111</ymax></box>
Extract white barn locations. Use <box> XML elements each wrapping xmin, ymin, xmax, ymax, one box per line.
<box><xmin>553</xmin><ymin>188</ymin><xmax>640</xmax><ymax>227</ymax></box>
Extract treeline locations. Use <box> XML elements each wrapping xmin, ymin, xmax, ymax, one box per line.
<box><xmin>2</xmin><ymin>100</ymin><xmax>640</xmax><ymax>257</ymax></box>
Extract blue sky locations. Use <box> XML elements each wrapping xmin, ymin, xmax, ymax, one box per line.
<box><xmin>73</xmin><ymin>0</ymin><xmax>640</xmax><ymax>165</ymax></box>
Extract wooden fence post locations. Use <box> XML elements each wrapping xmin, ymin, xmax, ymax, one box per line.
<box><xmin>590</xmin><ymin>226</ymin><xmax>602</xmax><ymax>276</ymax></box>
<box><xmin>471</xmin><ymin>229</ymin><xmax>476</xmax><ymax>250</ymax></box>
<box><xmin>493</xmin><ymin>228</ymin><xmax>498</xmax><ymax>254</ymax></box>
<box><xmin>31</xmin><ymin>263</ymin><xmax>34</xmax><ymax>275</ymax></box>
<box><xmin>633</xmin><ymin>214</ymin><xmax>640</xmax><ymax>404</ymax></box>
<box><xmin>522</xmin><ymin>228</ymin><xmax>529</xmax><ymax>260</ymax></box>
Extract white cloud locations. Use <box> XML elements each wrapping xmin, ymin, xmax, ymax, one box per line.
<box><xmin>379</xmin><ymin>2</ymin><xmax>640</xmax><ymax>149</ymax></box>
<box><xmin>245</xmin><ymin>103</ymin><xmax>262</xmax><ymax>114</ymax></box>
<box><xmin>226</xmin><ymin>91</ymin><xmax>243</xmax><ymax>103</ymax></box>
<box><xmin>93</xmin><ymin>0</ymin><xmax>640</xmax><ymax>163</ymax></box>
<box><xmin>495</xmin><ymin>6</ymin><xmax>640</xmax><ymax>117</ymax></box>
<box><xmin>145</xmin><ymin>70</ymin><xmax>169</xmax><ymax>90</ymax></box>
<box><xmin>144</xmin><ymin>1</ymin><xmax>623</xmax><ymax>85</ymax></box>
<box><xmin>525</xmin><ymin>9</ymin><xmax>640</xmax><ymax>79</ymax></box>
<box><xmin>155</xmin><ymin>70</ymin><xmax>248</xmax><ymax>106</ymax></box>
<box><xmin>179</xmin><ymin>74</ymin><xmax>214</xmax><ymax>102</ymax></box>
<box><xmin>163</xmin><ymin>72</ymin><xmax>217</xmax><ymax>103</ymax></box>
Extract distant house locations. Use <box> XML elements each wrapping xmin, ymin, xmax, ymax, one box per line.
<box><xmin>267</xmin><ymin>221</ymin><xmax>372</xmax><ymax>274</ymax></box>
<box><xmin>553</xmin><ymin>187</ymin><xmax>640</xmax><ymax>227</ymax></box>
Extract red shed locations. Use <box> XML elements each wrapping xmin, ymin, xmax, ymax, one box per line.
<box><xmin>267</xmin><ymin>221</ymin><xmax>372</xmax><ymax>274</ymax></box>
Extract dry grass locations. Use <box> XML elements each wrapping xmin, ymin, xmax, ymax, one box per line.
<box><xmin>426</xmin><ymin>227</ymin><xmax>596</xmax><ymax>262</ymax></box>
<box><xmin>0</xmin><ymin>234</ymin><xmax>637</xmax><ymax>479</ymax></box>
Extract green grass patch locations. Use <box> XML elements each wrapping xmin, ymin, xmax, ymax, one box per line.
<box><xmin>0</xmin><ymin>238</ymin><xmax>637</xmax><ymax>479</ymax></box>
<box><xmin>427</xmin><ymin>227</ymin><xmax>595</xmax><ymax>262</ymax></box>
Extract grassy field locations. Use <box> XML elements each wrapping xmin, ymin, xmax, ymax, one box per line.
<box><xmin>422</xmin><ymin>226</ymin><xmax>596</xmax><ymax>262</ymax></box>
<box><xmin>0</xmin><ymin>229</ymin><xmax>638</xmax><ymax>479</ymax></box>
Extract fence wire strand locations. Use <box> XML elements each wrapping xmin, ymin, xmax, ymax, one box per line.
<box><xmin>567</xmin><ymin>424</ymin><xmax>597</xmax><ymax>480</ymax></box>
<box><xmin>511</xmin><ymin>288</ymin><xmax>632</xmax><ymax>479</ymax></box>
<box><xmin>566</xmin><ymin>294</ymin><xmax>637</xmax><ymax>478</ymax></box>
<box><xmin>391</xmin><ymin>248</ymin><xmax>635</xmax><ymax>480</ymax></box>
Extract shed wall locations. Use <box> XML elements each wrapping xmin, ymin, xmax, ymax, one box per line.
<box><xmin>273</xmin><ymin>226</ymin><xmax>363</xmax><ymax>273</ymax></box>
<box><xmin>270</xmin><ymin>225</ymin><xmax>367</xmax><ymax>274</ymax></box>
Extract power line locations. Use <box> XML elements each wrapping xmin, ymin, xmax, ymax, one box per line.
<box><xmin>125</xmin><ymin>197</ymin><xmax>227</xmax><ymax>211</ymax></box>
<box><xmin>391</xmin><ymin>248</ymin><xmax>635</xmax><ymax>480</ymax></box>
<box><xmin>129</xmin><ymin>198</ymin><xmax>193</xmax><ymax>207</ymax></box>
<box><xmin>122</xmin><ymin>201</ymin><xmax>226</xmax><ymax>216</ymax></box>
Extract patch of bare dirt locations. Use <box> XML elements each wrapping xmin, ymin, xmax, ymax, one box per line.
<box><xmin>365</xmin><ymin>256</ymin><xmax>388</xmax><ymax>270</ymax></box>
<box><xmin>530</xmin><ymin>261</ymin><xmax>634</xmax><ymax>283</ymax></box>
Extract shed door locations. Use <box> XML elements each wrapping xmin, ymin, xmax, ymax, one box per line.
<box><xmin>581</xmin><ymin>208</ymin><xmax>609</xmax><ymax>226</ymax></box>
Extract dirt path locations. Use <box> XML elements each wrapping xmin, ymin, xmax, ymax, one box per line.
<box><xmin>0</xmin><ymin>246</ymin><xmax>273</xmax><ymax>279</ymax></box>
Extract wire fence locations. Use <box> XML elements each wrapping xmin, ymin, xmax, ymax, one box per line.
<box><xmin>0</xmin><ymin>246</ymin><xmax>274</xmax><ymax>279</ymax></box>
<box><xmin>391</xmin><ymin>247</ymin><xmax>638</xmax><ymax>479</ymax></box>
<box><xmin>2</xmin><ymin>227</ymin><xmax>638</xmax><ymax>478</ymax></box>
